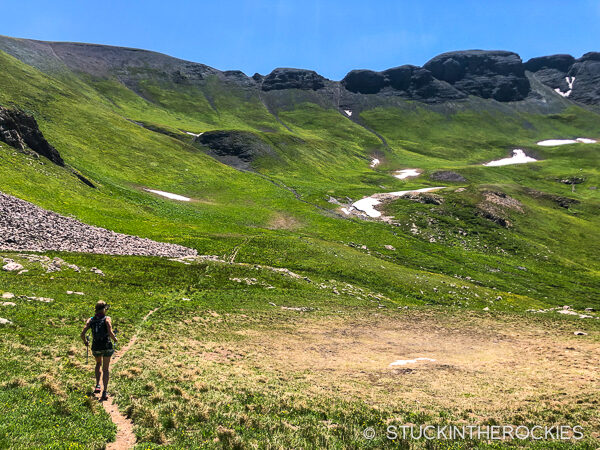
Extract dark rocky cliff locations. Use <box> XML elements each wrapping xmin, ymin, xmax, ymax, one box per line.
<box><xmin>0</xmin><ymin>106</ymin><xmax>64</xmax><ymax>166</ymax></box>
<box><xmin>423</xmin><ymin>50</ymin><xmax>530</xmax><ymax>101</ymax></box>
<box><xmin>525</xmin><ymin>53</ymin><xmax>600</xmax><ymax>105</ymax></box>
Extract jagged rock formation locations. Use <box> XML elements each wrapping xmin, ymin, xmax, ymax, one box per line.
<box><xmin>260</xmin><ymin>68</ymin><xmax>327</xmax><ymax>91</ymax></box>
<box><xmin>423</xmin><ymin>51</ymin><xmax>531</xmax><ymax>101</ymax></box>
<box><xmin>0</xmin><ymin>106</ymin><xmax>64</xmax><ymax>165</ymax></box>
<box><xmin>525</xmin><ymin>52</ymin><xmax>600</xmax><ymax>104</ymax></box>
<box><xmin>524</xmin><ymin>54</ymin><xmax>575</xmax><ymax>92</ymax></box>
<box><xmin>342</xmin><ymin>51</ymin><xmax>532</xmax><ymax>102</ymax></box>
<box><xmin>0</xmin><ymin>191</ymin><xmax>197</xmax><ymax>257</ymax></box>
<box><xmin>194</xmin><ymin>130</ymin><xmax>277</xmax><ymax>170</ymax></box>
<box><xmin>342</xmin><ymin>65</ymin><xmax>466</xmax><ymax>101</ymax></box>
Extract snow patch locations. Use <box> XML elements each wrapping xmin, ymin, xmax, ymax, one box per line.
<box><xmin>484</xmin><ymin>149</ymin><xmax>537</xmax><ymax>166</ymax></box>
<box><xmin>344</xmin><ymin>110</ymin><xmax>352</xmax><ymax>117</ymax></box>
<box><xmin>554</xmin><ymin>88</ymin><xmax>571</xmax><ymax>98</ymax></box>
<box><xmin>352</xmin><ymin>197</ymin><xmax>383</xmax><ymax>218</ymax></box>
<box><xmin>144</xmin><ymin>189</ymin><xmax>191</xmax><ymax>202</ymax></box>
<box><xmin>390</xmin><ymin>357</ymin><xmax>436</xmax><ymax>366</ymax></box>
<box><xmin>370</xmin><ymin>158</ymin><xmax>380</xmax><ymax>168</ymax></box>
<box><xmin>554</xmin><ymin>77</ymin><xmax>575</xmax><ymax>97</ymax></box>
<box><xmin>537</xmin><ymin>138</ymin><xmax>596</xmax><ymax>146</ymax></box>
<box><xmin>393</xmin><ymin>169</ymin><xmax>421</xmax><ymax>179</ymax></box>
<box><xmin>0</xmin><ymin>317</ymin><xmax>12</xmax><ymax>325</ymax></box>
<box><xmin>186</xmin><ymin>131</ymin><xmax>203</xmax><ymax>137</ymax></box>
<box><xmin>388</xmin><ymin>187</ymin><xmax>446</xmax><ymax>197</ymax></box>
<box><xmin>352</xmin><ymin>187</ymin><xmax>446</xmax><ymax>218</ymax></box>
<box><xmin>341</xmin><ymin>207</ymin><xmax>352</xmax><ymax>215</ymax></box>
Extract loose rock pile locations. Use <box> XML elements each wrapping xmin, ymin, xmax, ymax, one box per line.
<box><xmin>0</xmin><ymin>192</ymin><xmax>197</xmax><ymax>257</ymax></box>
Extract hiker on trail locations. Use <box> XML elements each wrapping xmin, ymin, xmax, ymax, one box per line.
<box><xmin>80</xmin><ymin>301</ymin><xmax>117</xmax><ymax>401</ymax></box>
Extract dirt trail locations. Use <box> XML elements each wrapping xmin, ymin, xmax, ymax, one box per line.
<box><xmin>102</xmin><ymin>308</ymin><xmax>159</xmax><ymax>450</ymax></box>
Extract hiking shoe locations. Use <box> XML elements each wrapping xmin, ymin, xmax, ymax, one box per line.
<box><xmin>94</xmin><ymin>385</ymin><xmax>101</xmax><ymax>394</ymax></box>
<box><xmin>100</xmin><ymin>391</ymin><xmax>108</xmax><ymax>401</ymax></box>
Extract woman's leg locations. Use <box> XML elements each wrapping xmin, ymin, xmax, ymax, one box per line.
<box><xmin>94</xmin><ymin>356</ymin><xmax>102</xmax><ymax>386</ymax></box>
<box><xmin>102</xmin><ymin>356</ymin><xmax>111</xmax><ymax>393</ymax></box>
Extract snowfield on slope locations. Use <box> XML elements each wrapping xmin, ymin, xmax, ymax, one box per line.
<box><xmin>484</xmin><ymin>149</ymin><xmax>537</xmax><ymax>166</ymax></box>
<box><xmin>144</xmin><ymin>189</ymin><xmax>191</xmax><ymax>202</ymax></box>
<box><xmin>394</xmin><ymin>169</ymin><xmax>421</xmax><ymax>179</ymax></box>
<box><xmin>352</xmin><ymin>187</ymin><xmax>446</xmax><ymax>218</ymax></box>
<box><xmin>537</xmin><ymin>138</ymin><xmax>596</xmax><ymax>146</ymax></box>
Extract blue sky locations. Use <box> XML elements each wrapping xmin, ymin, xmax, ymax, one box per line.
<box><xmin>3</xmin><ymin>0</ymin><xmax>600</xmax><ymax>79</ymax></box>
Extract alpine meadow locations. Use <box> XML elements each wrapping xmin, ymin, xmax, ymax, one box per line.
<box><xmin>0</xmin><ymin>31</ymin><xmax>599</xmax><ymax>449</ymax></box>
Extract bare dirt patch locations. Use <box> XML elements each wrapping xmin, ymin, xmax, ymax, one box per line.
<box><xmin>231</xmin><ymin>312</ymin><xmax>599</xmax><ymax>432</ymax></box>
<box><xmin>267</xmin><ymin>213</ymin><xmax>301</xmax><ymax>230</ymax></box>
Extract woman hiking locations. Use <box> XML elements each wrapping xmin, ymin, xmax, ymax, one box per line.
<box><xmin>80</xmin><ymin>301</ymin><xmax>118</xmax><ymax>401</ymax></box>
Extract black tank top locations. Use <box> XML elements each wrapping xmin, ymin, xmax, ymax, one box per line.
<box><xmin>90</xmin><ymin>315</ymin><xmax>112</xmax><ymax>351</ymax></box>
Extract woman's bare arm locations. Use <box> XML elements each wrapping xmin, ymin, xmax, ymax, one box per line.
<box><xmin>80</xmin><ymin>318</ymin><xmax>91</xmax><ymax>345</ymax></box>
<box><xmin>106</xmin><ymin>316</ymin><xmax>118</xmax><ymax>342</ymax></box>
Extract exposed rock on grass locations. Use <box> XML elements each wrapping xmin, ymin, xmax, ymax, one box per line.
<box><xmin>430</xmin><ymin>170</ymin><xmax>467</xmax><ymax>182</ymax></box>
<box><xmin>558</xmin><ymin>176</ymin><xmax>585</xmax><ymax>185</ymax></box>
<box><xmin>402</xmin><ymin>192</ymin><xmax>444</xmax><ymax>205</ymax></box>
<box><xmin>0</xmin><ymin>106</ymin><xmax>64</xmax><ymax>166</ymax></box>
<box><xmin>194</xmin><ymin>130</ymin><xmax>277</xmax><ymax>171</ymax></box>
<box><xmin>0</xmin><ymin>192</ymin><xmax>197</xmax><ymax>257</ymax></box>
<box><xmin>477</xmin><ymin>191</ymin><xmax>524</xmax><ymax>228</ymax></box>
<box><xmin>524</xmin><ymin>189</ymin><xmax>580</xmax><ymax>209</ymax></box>
<box><xmin>2</xmin><ymin>261</ymin><xmax>23</xmax><ymax>271</ymax></box>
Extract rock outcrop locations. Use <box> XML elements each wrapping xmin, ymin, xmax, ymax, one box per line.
<box><xmin>342</xmin><ymin>51</ymin><xmax>532</xmax><ymax>102</ymax></box>
<box><xmin>194</xmin><ymin>130</ymin><xmax>277</xmax><ymax>170</ymax></box>
<box><xmin>525</xmin><ymin>52</ymin><xmax>600</xmax><ymax>104</ymax></box>
<box><xmin>423</xmin><ymin>50</ymin><xmax>531</xmax><ymax>101</ymax></box>
<box><xmin>260</xmin><ymin>68</ymin><xmax>327</xmax><ymax>91</ymax></box>
<box><xmin>0</xmin><ymin>191</ymin><xmax>197</xmax><ymax>257</ymax></box>
<box><xmin>342</xmin><ymin>66</ymin><xmax>466</xmax><ymax>101</ymax></box>
<box><xmin>430</xmin><ymin>171</ymin><xmax>467</xmax><ymax>182</ymax></box>
<box><xmin>0</xmin><ymin>106</ymin><xmax>64</xmax><ymax>166</ymax></box>
<box><xmin>567</xmin><ymin>53</ymin><xmax>600</xmax><ymax>104</ymax></box>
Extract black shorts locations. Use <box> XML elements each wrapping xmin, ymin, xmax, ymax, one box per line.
<box><xmin>92</xmin><ymin>348</ymin><xmax>115</xmax><ymax>357</ymax></box>
<box><xmin>92</xmin><ymin>340</ymin><xmax>114</xmax><ymax>357</ymax></box>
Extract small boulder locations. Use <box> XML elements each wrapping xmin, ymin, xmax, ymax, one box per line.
<box><xmin>2</xmin><ymin>292</ymin><xmax>15</xmax><ymax>299</ymax></box>
<box><xmin>90</xmin><ymin>267</ymin><xmax>105</xmax><ymax>276</ymax></box>
<box><xmin>0</xmin><ymin>317</ymin><xmax>12</xmax><ymax>325</ymax></box>
<box><xmin>574</xmin><ymin>331</ymin><xmax>588</xmax><ymax>336</ymax></box>
<box><xmin>2</xmin><ymin>262</ymin><xmax>24</xmax><ymax>272</ymax></box>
